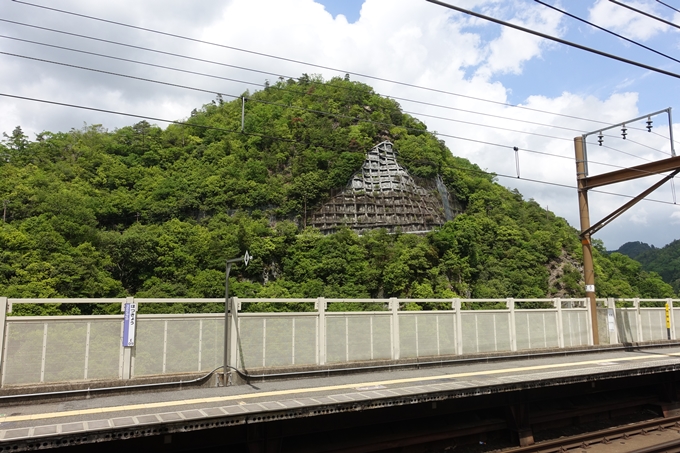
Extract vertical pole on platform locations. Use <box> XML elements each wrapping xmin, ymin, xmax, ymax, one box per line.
<box><xmin>508</xmin><ymin>298</ymin><xmax>517</xmax><ymax>352</ymax></box>
<box><xmin>390</xmin><ymin>298</ymin><xmax>400</xmax><ymax>360</ymax></box>
<box><xmin>666</xmin><ymin>301</ymin><xmax>672</xmax><ymax>340</ymax></box>
<box><xmin>223</xmin><ymin>251</ymin><xmax>251</xmax><ymax>385</ymax></box>
<box><xmin>454</xmin><ymin>298</ymin><xmax>463</xmax><ymax>355</ymax></box>
<box><xmin>224</xmin><ymin>262</ymin><xmax>233</xmax><ymax>381</ymax></box>
<box><xmin>668</xmin><ymin>299</ymin><xmax>676</xmax><ymax>340</ymax></box>
<box><xmin>122</xmin><ymin>296</ymin><xmax>135</xmax><ymax>380</ymax></box>
<box><xmin>0</xmin><ymin>296</ymin><xmax>7</xmax><ymax>386</ymax></box>
<box><xmin>575</xmin><ymin>136</ymin><xmax>599</xmax><ymax>345</ymax></box>
<box><xmin>555</xmin><ymin>298</ymin><xmax>565</xmax><ymax>348</ymax></box>
<box><xmin>318</xmin><ymin>297</ymin><xmax>326</xmax><ymax>365</ymax></box>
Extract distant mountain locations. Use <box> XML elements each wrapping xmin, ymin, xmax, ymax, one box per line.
<box><xmin>616</xmin><ymin>240</ymin><xmax>680</xmax><ymax>294</ymax></box>
<box><xmin>616</xmin><ymin>241</ymin><xmax>656</xmax><ymax>260</ymax></box>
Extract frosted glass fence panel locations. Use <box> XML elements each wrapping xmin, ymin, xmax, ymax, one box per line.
<box><xmin>2</xmin><ymin>318</ymin><xmax>122</xmax><ymax>386</ymax></box>
<box><xmin>562</xmin><ymin>309</ymin><xmax>589</xmax><ymax>347</ymax></box>
<box><xmin>239</xmin><ymin>315</ymin><xmax>317</xmax><ymax>368</ymax></box>
<box><xmin>400</xmin><ymin>312</ymin><xmax>457</xmax><ymax>359</ymax></box>
<box><xmin>615</xmin><ymin>308</ymin><xmax>640</xmax><ymax>343</ymax></box>
<box><xmin>639</xmin><ymin>308</ymin><xmax>667</xmax><ymax>342</ymax></box>
<box><xmin>133</xmin><ymin>315</ymin><xmax>224</xmax><ymax>377</ymax></box>
<box><xmin>515</xmin><ymin>310</ymin><xmax>559</xmax><ymax>351</ymax></box>
<box><xmin>460</xmin><ymin>311</ymin><xmax>511</xmax><ymax>354</ymax></box>
<box><xmin>4</xmin><ymin>298</ymin><xmax>679</xmax><ymax>387</ymax></box>
<box><xmin>327</xmin><ymin>314</ymin><xmax>391</xmax><ymax>363</ymax></box>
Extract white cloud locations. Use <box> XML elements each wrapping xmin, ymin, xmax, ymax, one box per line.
<box><xmin>588</xmin><ymin>0</ymin><xmax>669</xmax><ymax>41</ymax></box>
<box><xmin>672</xmin><ymin>211</ymin><xmax>680</xmax><ymax>225</ymax></box>
<box><xmin>1</xmin><ymin>0</ymin><xmax>679</xmax><ymax>248</ymax></box>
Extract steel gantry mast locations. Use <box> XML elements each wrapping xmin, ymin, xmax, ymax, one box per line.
<box><xmin>575</xmin><ymin>108</ymin><xmax>680</xmax><ymax>345</ymax></box>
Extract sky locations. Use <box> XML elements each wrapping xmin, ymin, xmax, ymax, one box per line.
<box><xmin>1</xmin><ymin>0</ymin><xmax>680</xmax><ymax>250</ymax></box>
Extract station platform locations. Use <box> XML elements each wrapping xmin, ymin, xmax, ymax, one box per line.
<box><xmin>3</xmin><ymin>344</ymin><xmax>680</xmax><ymax>451</ymax></box>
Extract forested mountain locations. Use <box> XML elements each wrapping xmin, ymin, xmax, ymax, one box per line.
<box><xmin>616</xmin><ymin>240</ymin><xmax>680</xmax><ymax>294</ymax></box>
<box><xmin>0</xmin><ymin>75</ymin><xmax>675</xmax><ymax>314</ymax></box>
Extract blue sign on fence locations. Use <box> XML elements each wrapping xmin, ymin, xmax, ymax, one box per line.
<box><xmin>122</xmin><ymin>302</ymin><xmax>137</xmax><ymax>347</ymax></box>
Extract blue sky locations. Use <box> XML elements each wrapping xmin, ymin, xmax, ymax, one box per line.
<box><xmin>317</xmin><ymin>0</ymin><xmax>365</xmax><ymax>23</ymax></box>
<box><xmin>1</xmin><ymin>0</ymin><xmax>680</xmax><ymax>249</ymax></box>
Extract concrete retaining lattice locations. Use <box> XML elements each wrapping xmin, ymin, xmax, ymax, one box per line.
<box><xmin>309</xmin><ymin>141</ymin><xmax>461</xmax><ymax>234</ymax></box>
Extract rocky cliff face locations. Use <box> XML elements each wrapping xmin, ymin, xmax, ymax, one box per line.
<box><xmin>309</xmin><ymin>141</ymin><xmax>460</xmax><ymax>234</ymax></box>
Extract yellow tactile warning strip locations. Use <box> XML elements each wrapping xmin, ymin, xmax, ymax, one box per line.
<box><xmin>2</xmin><ymin>352</ymin><xmax>679</xmax><ymax>424</ymax></box>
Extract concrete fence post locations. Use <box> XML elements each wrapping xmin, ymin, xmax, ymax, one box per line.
<box><xmin>508</xmin><ymin>298</ymin><xmax>517</xmax><ymax>352</ymax></box>
<box><xmin>584</xmin><ymin>297</ymin><xmax>594</xmax><ymax>346</ymax></box>
<box><xmin>453</xmin><ymin>299</ymin><xmax>463</xmax><ymax>355</ymax></box>
<box><xmin>317</xmin><ymin>297</ymin><xmax>326</xmax><ymax>365</ymax></box>
<box><xmin>554</xmin><ymin>298</ymin><xmax>564</xmax><ymax>348</ymax></box>
<box><xmin>669</xmin><ymin>299</ymin><xmax>676</xmax><ymax>340</ymax></box>
<box><xmin>390</xmin><ymin>298</ymin><xmax>400</xmax><ymax>360</ymax></box>
<box><xmin>634</xmin><ymin>298</ymin><xmax>643</xmax><ymax>343</ymax></box>
<box><xmin>230</xmin><ymin>297</ymin><xmax>240</xmax><ymax>369</ymax></box>
<box><xmin>607</xmin><ymin>298</ymin><xmax>618</xmax><ymax>345</ymax></box>
<box><xmin>0</xmin><ymin>296</ymin><xmax>7</xmax><ymax>386</ymax></box>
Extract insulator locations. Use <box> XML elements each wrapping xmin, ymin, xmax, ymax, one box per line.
<box><xmin>598</xmin><ymin>132</ymin><xmax>603</xmax><ymax>146</ymax></box>
<box><xmin>621</xmin><ymin>124</ymin><xmax>627</xmax><ymax>139</ymax></box>
<box><xmin>646</xmin><ymin>116</ymin><xmax>653</xmax><ymax>132</ymax></box>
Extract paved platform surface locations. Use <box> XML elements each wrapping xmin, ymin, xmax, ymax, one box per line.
<box><xmin>3</xmin><ymin>346</ymin><xmax>680</xmax><ymax>443</ymax></box>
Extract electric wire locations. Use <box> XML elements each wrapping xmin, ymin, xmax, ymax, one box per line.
<box><xmin>2</xmin><ymin>49</ymin><xmax>667</xmax><ymax>166</ymax></box>
<box><xmin>426</xmin><ymin>0</ymin><xmax>680</xmax><ymax>79</ymax></box>
<box><xmin>0</xmin><ymin>34</ymin><xmax>270</xmax><ymax>91</ymax></box>
<box><xmin>0</xmin><ymin>13</ymin><xmax>661</xmax><ymax>129</ymax></box>
<box><xmin>0</xmin><ymin>42</ymin><xmax>663</xmax><ymax>165</ymax></box>
<box><xmin>0</xmin><ymin>33</ymin><xmax>599</xmax><ymax>136</ymax></box>
<box><xmin>657</xmin><ymin>0</ymin><xmax>680</xmax><ymax>15</ymax></box>
<box><xmin>3</xmin><ymin>15</ymin><xmax>675</xmax><ymax>148</ymax></box>
<box><xmin>609</xmin><ymin>0</ymin><xmax>680</xmax><ymax>31</ymax></box>
<box><xmin>0</xmin><ymin>51</ymin><xmax>670</xmax><ymax>171</ymax></box>
<box><xmin>535</xmin><ymin>0</ymin><xmax>680</xmax><ymax>64</ymax></box>
<box><xmin>1</xmin><ymin>92</ymin><xmax>677</xmax><ymax>206</ymax></box>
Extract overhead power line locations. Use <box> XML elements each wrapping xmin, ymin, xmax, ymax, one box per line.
<box><xmin>2</xmin><ymin>8</ymin><xmax>660</xmax><ymax>128</ymax></box>
<box><xmin>535</xmin><ymin>0</ymin><xmax>680</xmax><ymax>64</ymax></box>
<box><xmin>609</xmin><ymin>0</ymin><xmax>680</xmax><ymax>31</ymax></box>
<box><xmin>657</xmin><ymin>0</ymin><xmax>680</xmax><ymax>15</ymax></box>
<box><xmin>1</xmin><ymin>92</ymin><xmax>675</xmax><ymax>196</ymax></box>
<box><xmin>2</xmin><ymin>49</ymin><xmax>669</xmax><ymax>163</ymax></box>
<box><xmin>2</xmin><ymin>25</ymin><xmax>673</xmax><ymax>147</ymax></box>
<box><xmin>0</xmin><ymin>33</ymin><xmax>600</xmax><ymax>135</ymax></box>
<box><xmin>426</xmin><ymin>0</ymin><xmax>680</xmax><ymax>79</ymax></box>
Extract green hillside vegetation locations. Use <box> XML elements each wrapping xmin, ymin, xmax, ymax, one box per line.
<box><xmin>0</xmin><ymin>75</ymin><xmax>675</xmax><ymax>315</ymax></box>
<box><xmin>617</xmin><ymin>240</ymin><xmax>680</xmax><ymax>294</ymax></box>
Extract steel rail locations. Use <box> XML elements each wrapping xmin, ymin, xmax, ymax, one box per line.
<box><xmin>504</xmin><ymin>415</ymin><xmax>680</xmax><ymax>452</ymax></box>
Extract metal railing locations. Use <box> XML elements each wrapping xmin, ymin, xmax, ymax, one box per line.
<box><xmin>0</xmin><ymin>297</ymin><xmax>677</xmax><ymax>387</ymax></box>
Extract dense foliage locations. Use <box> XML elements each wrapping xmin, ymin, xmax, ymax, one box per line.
<box><xmin>616</xmin><ymin>240</ymin><xmax>680</xmax><ymax>294</ymax></box>
<box><xmin>0</xmin><ymin>76</ymin><xmax>675</xmax><ymax>314</ymax></box>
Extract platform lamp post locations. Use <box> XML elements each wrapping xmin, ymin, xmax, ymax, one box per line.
<box><xmin>223</xmin><ymin>250</ymin><xmax>251</xmax><ymax>385</ymax></box>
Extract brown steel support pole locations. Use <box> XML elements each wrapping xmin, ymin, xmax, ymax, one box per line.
<box><xmin>574</xmin><ymin>136</ymin><xmax>599</xmax><ymax>345</ymax></box>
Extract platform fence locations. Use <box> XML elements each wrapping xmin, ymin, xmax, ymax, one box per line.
<box><xmin>0</xmin><ymin>297</ymin><xmax>677</xmax><ymax>387</ymax></box>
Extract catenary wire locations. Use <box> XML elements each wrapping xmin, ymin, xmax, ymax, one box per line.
<box><xmin>1</xmin><ymin>92</ymin><xmax>676</xmax><ymax>201</ymax></box>
<box><xmin>535</xmin><ymin>0</ymin><xmax>680</xmax><ymax>64</ymax></box>
<box><xmin>3</xmin><ymin>16</ymin><xmax>675</xmax><ymax>147</ymax></box>
<box><xmin>657</xmin><ymin>0</ymin><xmax>680</xmax><ymax>14</ymax></box>
<box><xmin>1</xmin><ymin>49</ymin><xmax>666</xmax><ymax>165</ymax></box>
<box><xmin>0</xmin><ymin>50</ymin><xmax>592</xmax><ymax>144</ymax></box>
<box><xmin>0</xmin><ymin>11</ymin><xmax>663</xmax><ymax>129</ymax></box>
<box><xmin>609</xmin><ymin>0</ymin><xmax>680</xmax><ymax>31</ymax></box>
<box><xmin>0</xmin><ymin>33</ymin><xmax>604</xmax><ymax>136</ymax></box>
<box><xmin>426</xmin><ymin>0</ymin><xmax>680</xmax><ymax>79</ymax></box>
<box><xmin>0</xmin><ymin>49</ymin><xmax>669</xmax><ymax>171</ymax></box>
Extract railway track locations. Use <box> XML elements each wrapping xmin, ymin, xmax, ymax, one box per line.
<box><xmin>502</xmin><ymin>414</ymin><xmax>680</xmax><ymax>452</ymax></box>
